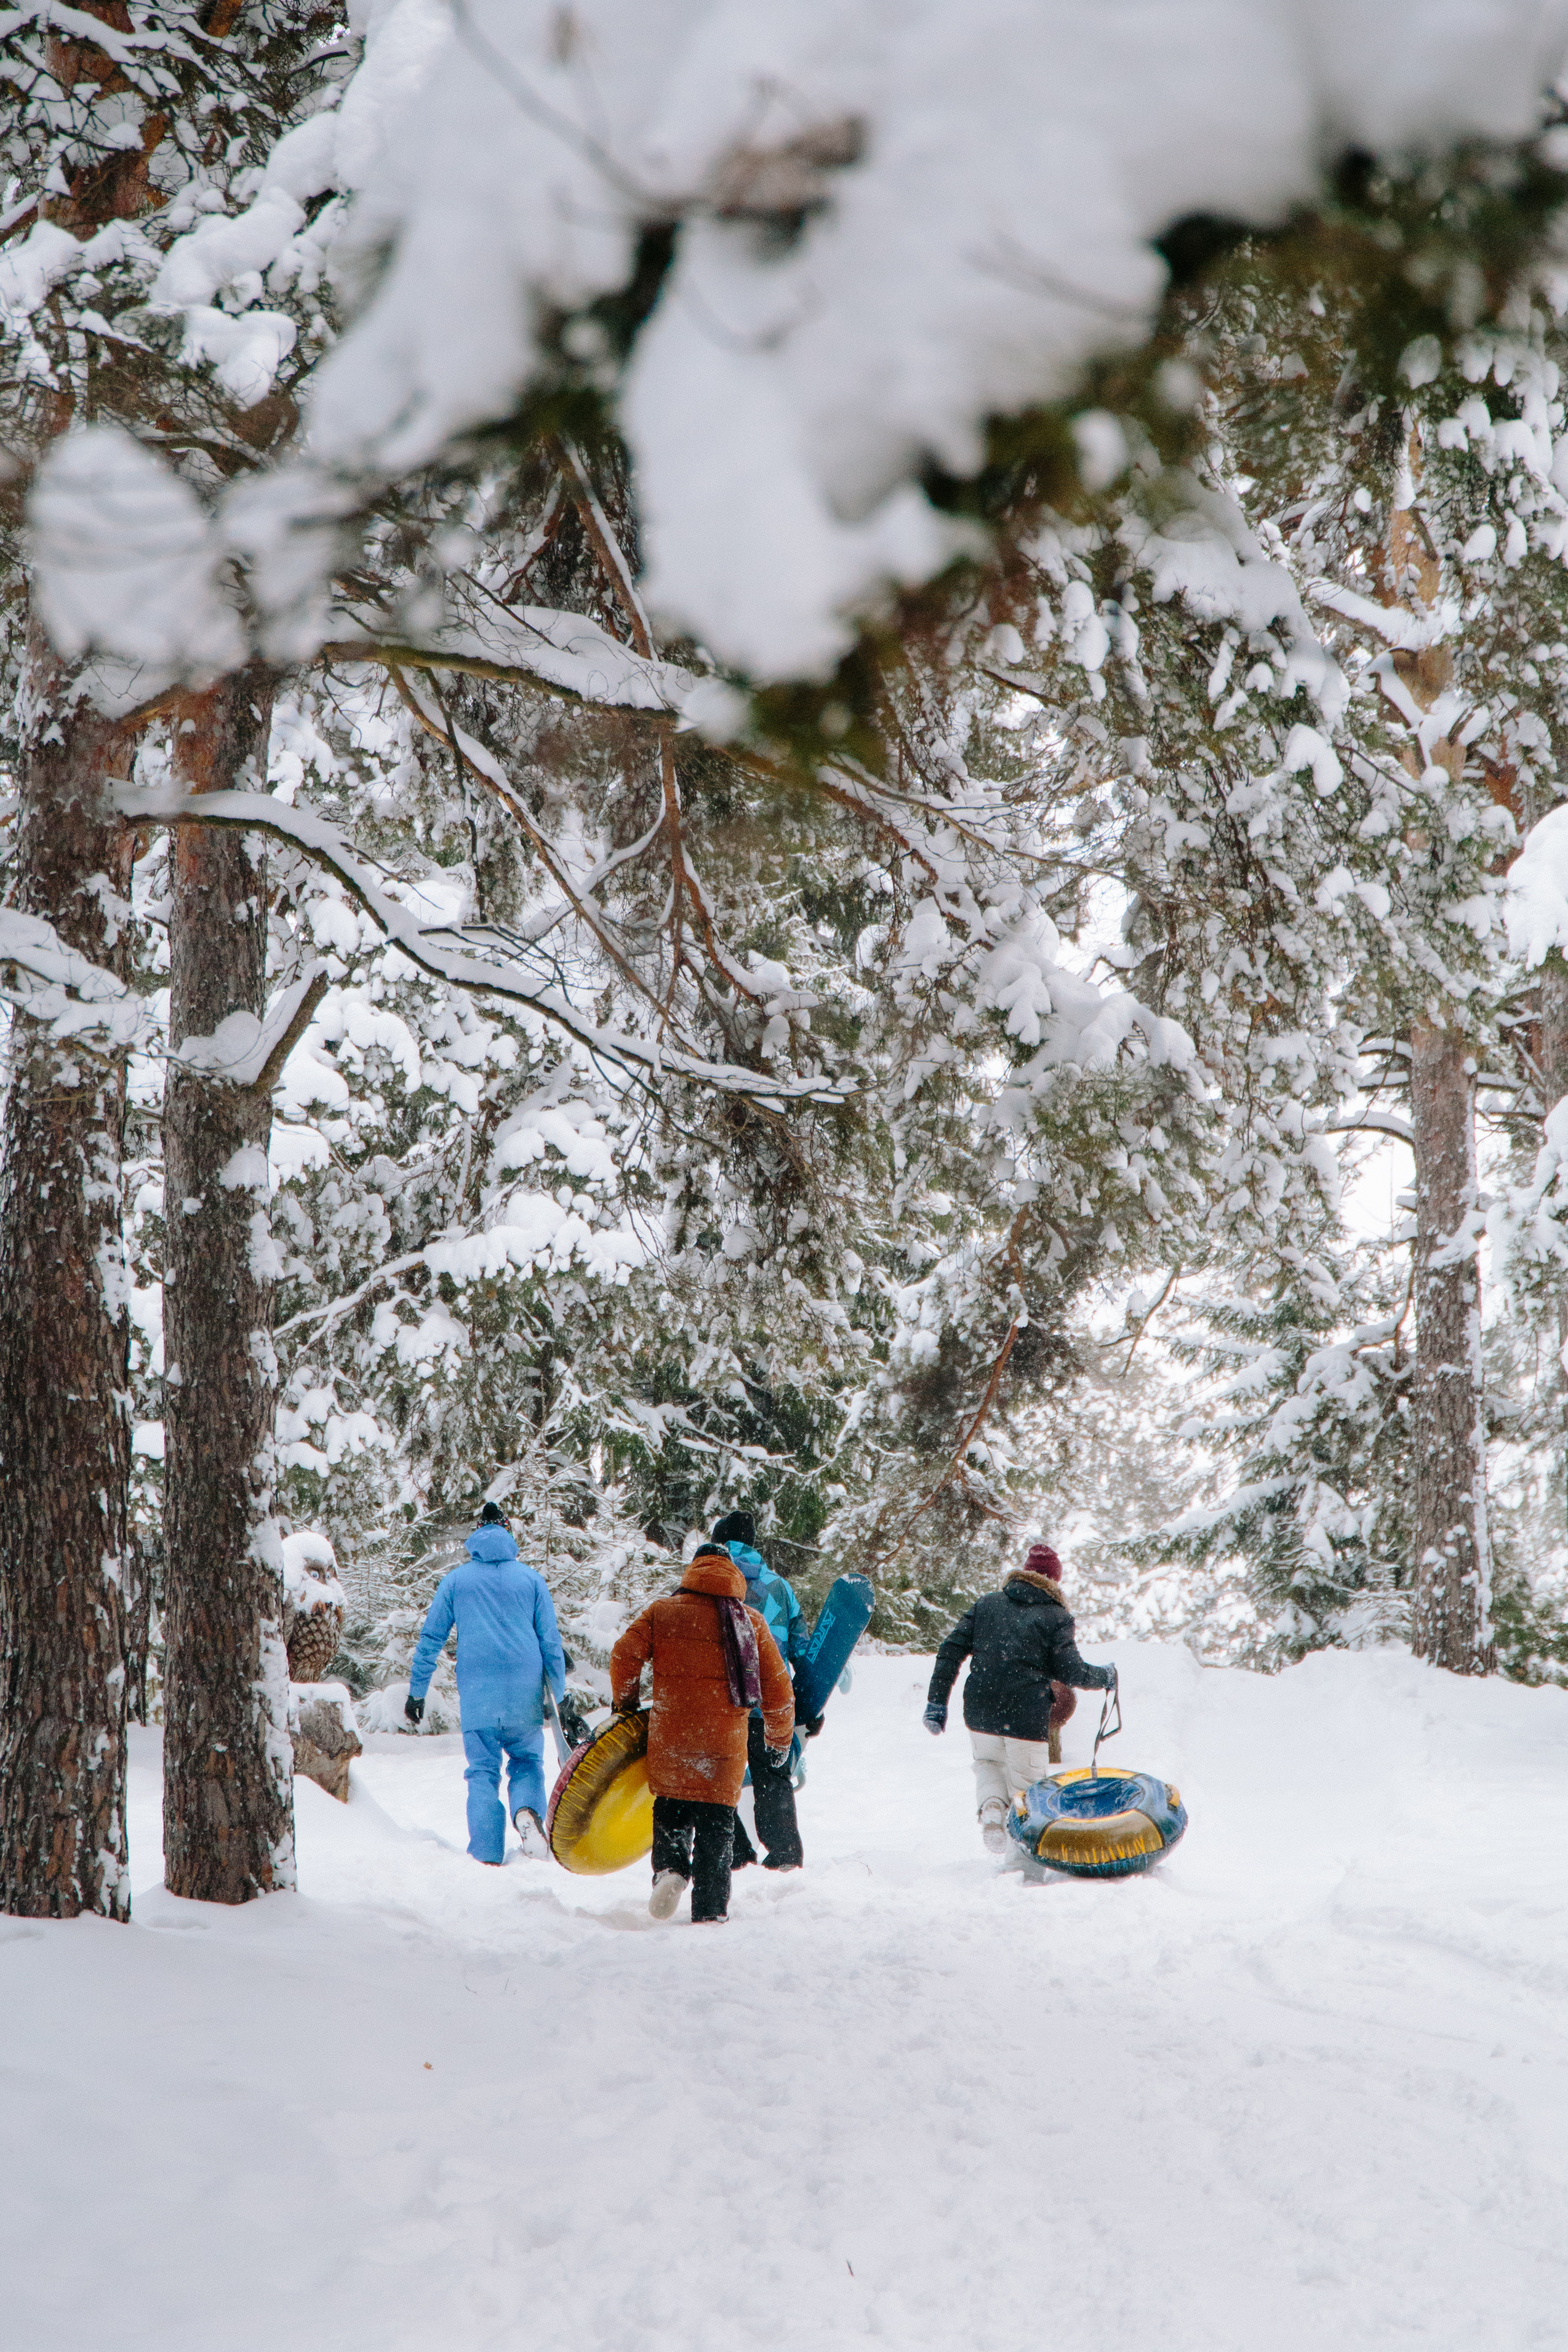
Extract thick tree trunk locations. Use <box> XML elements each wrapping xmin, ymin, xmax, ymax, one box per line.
<box><xmin>0</xmin><ymin>635</ymin><xmax>136</xmax><ymax>1918</ymax></box>
<box><xmin>1378</xmin><ymin>447</ymin><xmax>1494</xmax><ymax>1672</ymax></box>
<box><xmin>1409</xmin><ymin>1020</ymin><xmax>1492</xmax><ymax>1672</ymax></box>
<box><xmin>0</xmin><ymin>0</ymin><xmax>175</xmax><ymax>1923</ymax></box>
<box><xmin>1538</xmin><ymin>956</ymin><xmax>1568</xmax><ymax>1535</ymax></box>
<box><xmin>161</xmin><ymin>668</ymin><xmax>297</xmax><ymax>1902</ymax></box>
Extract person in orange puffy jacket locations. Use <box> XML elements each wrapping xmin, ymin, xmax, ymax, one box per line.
<box><xmin>610</xmin><ymin>1540</ymin><xmax>794</xmax><ymax>1923</ymax></box>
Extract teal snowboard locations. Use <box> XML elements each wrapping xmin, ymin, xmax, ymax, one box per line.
<box><xmin>793</xmin><ymin>1573</ymin><xmax>874</xmax><ymax>1721</ymax></box>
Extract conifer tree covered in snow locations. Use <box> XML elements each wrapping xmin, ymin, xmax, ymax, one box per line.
<box><xmin>1190</xmin><ymin>216</ymin><xmax>1568</xmax><ymax>1676</ymax></box>
<box><xmin>1061</xmin><ymin>156</ymin><xmax>1568</xmax><ymax>1678</ymax></box>
<box><xmin>0</xmin><ymin>0</ymin><xmax>363</xmax><ymax>1911</ymax></box>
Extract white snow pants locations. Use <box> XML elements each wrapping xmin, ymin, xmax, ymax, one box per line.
<box><xmin>969</xmin><ymin>1731</ymin><xmax>1053</xmax><ymax>1819</ymax></box>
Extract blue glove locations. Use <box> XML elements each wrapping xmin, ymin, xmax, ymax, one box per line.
<box><xmin>923</xmin><ymin>1703</ymin><xmax>946</xmax><ymax>1736</ymax></box>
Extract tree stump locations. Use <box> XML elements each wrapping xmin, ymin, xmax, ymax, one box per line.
<box><xmin>292</xmin><ymin>1686</ymin><xmax>362</xmax><ymax>1805</ymax></box>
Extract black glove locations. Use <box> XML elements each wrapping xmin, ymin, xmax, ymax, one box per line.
<box><xmin>613</xmin><ymin>1691</ymin><xmax>643</xmax><ymax>1715</ymax></box>
<box><xmin>404</xmin><ymin>1694</ymin><xmax>424</xmax><ymax>1727</ymax></box>
<box><xmin>765</xmin><ymin>1745</ymin><xmax>792</xmax><ymax>1770</ymax></box>
<box><xmin>798</xmin><ymin>1711</ymin><xmax>825</xmax><ymax>1739</ymax></box>
<box><xmin>558</xmin><ymin>1693</ymin><xmax>592</xmax><ymax>1749</ymax></box>
<box><xmin>923</xmin><ymin>1703</ymin><xmax>946</xmax><ymax>1736</ymax></box>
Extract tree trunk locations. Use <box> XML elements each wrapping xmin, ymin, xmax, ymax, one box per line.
<box><xmin>125</xmin><ymin>1526</ymin><xmax>156</xmax><ymax>1729</ymax></box>
<box><xmin>1540</xmin><ymin>957</ymin><xmax>1568</xmax><ymax>1110</ymax></box>
<box><xmin>1378</xmin><ymin>442</ymin><xmax>1494</xmax><ymax>1672</ymax></box>
<box><xmin>1408</xmin><ymin>1019</ymin><xmax>1492</xmax><ymax>1672</ymax></box>
<box><xmin>161</xmin><ymin>668</ymin><xmax>297</xmax><ymax>1902</ymax></box>
<box><xmin>1538</xmin><ymin>956</ymin><xmax>1568</xmax><ymax>1536</ymax></box>
<box><xmin>0</xmin><ymin>633</ymin><xmax>137</xmax><ymax>1918</ymax></box>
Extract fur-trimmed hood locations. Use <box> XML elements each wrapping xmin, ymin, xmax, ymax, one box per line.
<box><xmin>1005</xmin><ymin>1568</ymin><xmax>1066</xmax><ymax>1606</ymax></box>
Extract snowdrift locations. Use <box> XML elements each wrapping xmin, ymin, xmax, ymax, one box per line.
<box><xmin>1</xmin><ymin>1643</ymin><xmax>1564</xmax><ymax>2352</ymax></box>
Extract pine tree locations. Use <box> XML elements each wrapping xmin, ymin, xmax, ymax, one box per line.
<box><xmin>0</xmin><ymin>0</ymin><xmax>173</xmax><ymax>1918</ymax></box>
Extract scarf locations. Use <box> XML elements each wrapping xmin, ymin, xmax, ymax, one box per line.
<box><xmin>715</xmin><ymin>1596</ymin><xmax>761</xmax><ymax>1707</ymax></box>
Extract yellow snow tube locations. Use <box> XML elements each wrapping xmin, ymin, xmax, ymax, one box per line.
<box><xmin>545</xmin><ymin>1710</ymin><xmax>655</xmax><ymax>1875</ymax></box>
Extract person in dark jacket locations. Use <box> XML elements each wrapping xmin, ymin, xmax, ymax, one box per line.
<box><xmin>924</xmin><ymin>1541</ymin><xmax>1116</xmax><ymax>1853</ymax></box>
<box><xmin>710</xmin><ymin>1510</ymin><xmax>811</xmax><ymax>1874</ymax></box>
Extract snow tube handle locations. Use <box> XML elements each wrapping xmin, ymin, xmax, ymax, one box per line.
<box><xmin>1090</xmin><ymin>1679</ymin><xmax>1122</xmax><ymax>1777</ymax></box>
<box><xmin>542</xmin><ymin>1683</ymin><xmax>573</xmax><ymax>1771</ymax></box>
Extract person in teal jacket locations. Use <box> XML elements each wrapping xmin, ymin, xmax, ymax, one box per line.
<box><xmin>404</xmin><ymin>1503</ymin><xmax>567</xmax><ymax>1864</ymax></box>
<box><xmin>712</xmin><ymin>1511</ymin><xmax>812</xmax><ymax>1871</ymax></box>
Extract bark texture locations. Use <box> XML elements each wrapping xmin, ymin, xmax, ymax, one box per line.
<box><xmin>1538</xmin><ymin>958</ymin><xmax>1568</xmax><ymax>1537</ymax></box>
<box><xmin>1381</xmin><ymin>452</ymin><xmax>1493</xmax><ymax>1673</ymax></box>
<box><xmin>161</xmin><ymin>668</ymin><xmax>297</xmax><ymax>1902</ymax></box>
<box><xmin>1409</xmin><ymin>1020</ymin><xmax>1492</xmax><ymax>1672</ymax></box>
<box><xmin>0</xmin><ymin>639</ymin><xmax>136</xmax><ymax>1918</ymax></box>
<box><xmin>1540</xmin><ymin>960</ymin><xmax>1568</xmax><ymax>1111</ymax></box>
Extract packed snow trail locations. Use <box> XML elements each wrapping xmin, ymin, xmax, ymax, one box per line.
<box><xmin>3</xmin><ymin>1647</ymin><xmax>1566</xmax><ymax>2351</ymax></box>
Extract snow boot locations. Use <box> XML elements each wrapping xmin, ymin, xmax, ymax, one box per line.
<box><xmin>649</xmin><ymin>1870</ymin><xmax>686</xmax><ymax>1921</ymax></box>
<box><xmin>979</xmin><ymin>1799</ymin><xmax>1008</xmax><ymax>1856</ymax></box>
<box><xmin>512</xmin><ymin>1805</ymin><xmax>550</xmax><ymax>1860</ymax></box>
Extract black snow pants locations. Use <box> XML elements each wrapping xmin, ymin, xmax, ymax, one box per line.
<box><xmin>651</xmin><ymin>1795</ymin><xmax>734</xmax><ymax>1922</ymax></box>
<box><xmin>731</xmin><ymin>1712</ymin><xmax>803</xmax><ymax>1870</ymax></box>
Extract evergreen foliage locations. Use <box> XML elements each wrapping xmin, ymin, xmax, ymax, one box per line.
<box><xmin>7</xmin><ymin>21</ymin><xmax>1568</xmax><ymax>1736</ymax></box>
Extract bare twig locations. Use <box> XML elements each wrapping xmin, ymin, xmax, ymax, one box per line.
<box><xmin>1114</xmin><ymin>1263</ymin><xmax>1180</xmax><ymax>1375</ymax></box>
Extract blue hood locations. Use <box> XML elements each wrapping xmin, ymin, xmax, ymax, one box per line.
<box><xmin>726</xmin><ymin>1539</ymin><xmax>808</xmax><ymax>1671</ymax></box>
<box><xmin>409</xmin><ymin>1528</ymin><xmax>565</xmax><ymax>1729</ymax></box>
<box><xmin>466</xmin><ymin>1524</ymin><xmax>519</xmax><ymax>1565</ymax></box>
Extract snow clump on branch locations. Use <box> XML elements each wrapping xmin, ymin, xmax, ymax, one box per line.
<box><xmin>211</xmin><ymin>0</ymin><xmax>1568</xmax><ymax>677</ymax></box>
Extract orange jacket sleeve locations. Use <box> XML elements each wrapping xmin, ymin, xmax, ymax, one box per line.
<box><xmin>610</xmin><ymin>1606</ymin><xmax>655</xmax><ymax>1709</ymax></box>
<box><xmin>753</xmin><ymin>1612</ymin><xmax>795</xmax><ymax>1751</ymax></box>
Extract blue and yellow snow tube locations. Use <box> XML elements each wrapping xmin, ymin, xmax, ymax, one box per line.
<box><xmin>546</xmin><ymin>1710</ymin><xmax>655</xmax><ymax>1875</ymax></box>
<box><xmin>1006</xmin><ymin>1766</ymin><xmax>1187</xmax><ymax>1879</ymax></box>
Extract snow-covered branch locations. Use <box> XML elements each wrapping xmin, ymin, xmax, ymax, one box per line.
<box><xmin>115</xmin><ymin>783</ymin><xmax>851</xmax><ymax>1109</ymax></box>
<box><xmin>0</xmin><ymin>908</ymin><xmax>154</xmax><ymax>1054</ymax></box>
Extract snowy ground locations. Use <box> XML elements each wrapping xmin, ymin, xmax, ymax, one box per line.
<box><xmin>3</xmin><ymin>1646</ymin><xmax>1567</xmax><ymax>2351</ymax></box>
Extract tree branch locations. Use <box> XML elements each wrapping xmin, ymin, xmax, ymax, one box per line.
<box><xmin>115</xmin><ymin>783</ymin><xmax>851</xmax><ymax>1110</ymax></box>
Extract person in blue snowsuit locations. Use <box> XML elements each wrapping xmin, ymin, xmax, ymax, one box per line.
<box><xmin>712</xmin><ymin>1510</ymin><xmax>813</xmax><ymax>1872</ymax></box>
<box><xmin>404</xmin><ymin>1502</ymin><xmax>567</xmax><ymax>1864</ymax></box>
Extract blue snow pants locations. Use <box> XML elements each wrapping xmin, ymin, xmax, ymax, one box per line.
<box><xmin>462</xmin><ymin>1724</ymin><xmax>547</xmax><ymax>1862</ymax></box>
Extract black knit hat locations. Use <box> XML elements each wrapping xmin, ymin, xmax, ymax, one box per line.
<box><xmin>711</xmin><ymin>1509</ymin><xmax>756</xmax><ymax>1548</ymax></box>
<box><xmin>479</xmin><ymin>1500</ymin><xmax>505</xmax><ymax>1525</ymax></box>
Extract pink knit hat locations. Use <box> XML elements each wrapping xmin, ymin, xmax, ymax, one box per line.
<box><xmin>1023</xmin><ymin>1542</ymin><xmax>1062</xmax><ymax>1582</ymax></box>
